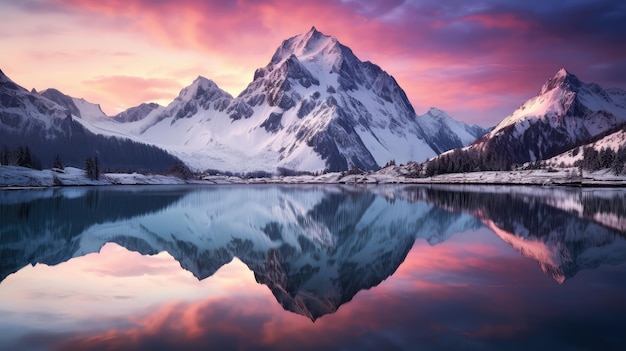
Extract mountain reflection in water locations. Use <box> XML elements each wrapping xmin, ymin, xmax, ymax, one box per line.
<box><xmin>0</xmin><ymin>184</ymin><xmax>625</xmax><ymax>350</ymax></box>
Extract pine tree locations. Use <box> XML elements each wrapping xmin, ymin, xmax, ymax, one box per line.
<box><xmin>15</xmin><ymin>146</ymin><xmax>33</xmax><ymax>168</ymax></box>
<box><xmin>93</xmin><ymin>155</ymin><xmax>100</xmax><ymax>180</ymax></box>
<box><xmin>168</xmin><ymin>161</ymin><xmax>193</xmax><ymax>180</ymax></box>
<box><xmin>599</xmin><ymin>147</ymin><xmax>614</xmax><ymax>168</ymax></box>
<box><xmin>16</xmin><ymin>146</ymin><xmax>24</xmax><ymax>166</ymax></box>
<box><xmin>85</xmin><ymin>156</ymin><xmax>94</xmax><ymax>179</ymax></box>
<box><xmin>53</xmin><ymin>154</ymin><xmax>64</xmax><ymax>170</ymax></box>
<box><xmin>611</xmin><ymin>146</ymin><xmax>626</xmax><ymax>175</ymax></box>
<box><xmin>23</xmin><ymin>147</ymin><xmax>32</xmax><ymax>168</ymax></box>
<box><xmin>0</xmin><ymin>146</ymin><xmax>9</xmax><ymax>166</ymax></box>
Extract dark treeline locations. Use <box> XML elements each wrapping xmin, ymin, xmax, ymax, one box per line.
<box><xmin>418</xmin><ymin>139</ymin><xmax>626</xmax><ymax>177</ymax></box>
<box><xmin>417</xmin><ymin>186</ymin><xmax>625</xmax><ymax>234</ymax></box>
<box><xmin>422</xmin><ymin>144</ymin><xmax>513</xmax><ymax>177</ymax></box>
<box><xmin>0</xmin><ymin>145</ymin><xmax>41</xmax><ymax>169</ymax></box>
<box><xmin>574</xmin><ymin>145</ymin><xmax>626</xmax><ymax>175</ymax></box>
<box><xmin>1</xmin><ymin>116</ymin><xmax>182</xmax><ymax>173</ymax></box>
<box><xmin>581</xmin><ymin>190</ymin><xmax>626</xmax><ymax>219</ymax></box>
<box><xmin>85</xmin><ymin>155</ymin><xmax>100</xmax><ymax>180</ymax></box>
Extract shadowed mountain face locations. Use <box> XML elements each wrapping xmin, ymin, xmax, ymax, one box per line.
<box><xmin>1</xmin><ymin>185</ymin><xmax>625</xmax><ymax>320</ymax></box>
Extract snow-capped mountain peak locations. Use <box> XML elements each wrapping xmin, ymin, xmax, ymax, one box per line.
<box><xmin>40</xmin><ymin>88</ymin><xmax>83</xmax><ymax>117</ymax></box>
<box><xmin>157</xmin><ymin>75</ymin><xmax>233</xmax><ymax>122</ymax></box>
<box><xmin>269</xmin><ymin>27</ymin><xmax>342</xmax><ymax>67</ymax></box>
<box><xmin>539</xmin><ymin>67</ymin><xmax>582</xmax><ymax>95</ymax></box>
<box><xmin>417</xmin><ymin>108</ymin><xmax>488</xmax><ymax>153</ymax></box>
<box><xmin>425</xmin><ymin>107</ymin><xmax>452</xmax><ymax>121</ymax></box>
<box><xmin>178</xmin><ymin>76</ymin><xmax>233</xmax><ymax>103</ymax></box>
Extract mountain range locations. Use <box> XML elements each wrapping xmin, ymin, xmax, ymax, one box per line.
<box><xmin>2</xmin><ymin>27</ymin><xmax>625</xmax><ymax>175</ymax></box>
<box><xmin>1</xmin><ymin>27</ymin><xmax>487</xmax><ymax>174</ymax></box>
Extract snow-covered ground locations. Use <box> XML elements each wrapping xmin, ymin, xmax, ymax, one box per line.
<box><xmin>0</xmin><ymin>166</ymin><xmax>185</xmax><ymax>187</ymax></box>
<box><xmin>374</xmin><ymin>167</ymin><xmax>625</xmax><ymax>186</ymax></box>
<box><xmin>2</xmin><ymin>165</ymin><xmax>624</xmax><ymax>188</ymax></box>
<box><xmin>260</xmin><ymin>168</ymin><xmax>625</xmax><ymax>186</ymax></box>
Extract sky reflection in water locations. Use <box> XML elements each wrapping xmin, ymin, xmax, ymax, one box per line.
<box><xmin>0</xmin><ymin>185</ymin><xmax>625</xmax><ymax>350</ymax></box>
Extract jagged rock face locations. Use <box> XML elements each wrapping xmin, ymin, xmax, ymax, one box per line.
<box><xmin>0</xmin><ymin>71</ymin><xmax>75</xmax><ymax>138</ymax></box>
<box><xmin>1</xmin><ymin>71</ymin><xmax>68</xmax><ymax>121</ymax></box>
<box><xmin>223</xmin><ymin>27</ymin><xmax>435</xmax><ymax>171</ymax></box>
<box><xmin>472</xmin><ymin>69</ymin><xmax>626</xmax><ymax>164</ymax></box>
<box><xmin>40</xmin><ymin>88</ymin><xmax>82</xmax><ymax>118</ymax></box>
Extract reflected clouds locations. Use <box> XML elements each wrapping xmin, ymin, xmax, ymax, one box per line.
<box><xmin>13</xmin><ymin>237</ymin><xmax>626</xmax><ymax>351</ymax></box>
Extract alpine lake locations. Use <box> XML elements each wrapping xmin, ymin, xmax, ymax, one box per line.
<box><xmin>1</xmin><ymin>184</ymin><xmax>625</xmax><ymax>351</ymax></box>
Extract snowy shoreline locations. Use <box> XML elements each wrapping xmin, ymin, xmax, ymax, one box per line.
<box><xmin>1</xmin><ymin>165</ymin><xmax>625</xmax><ymax>188</ymax></box>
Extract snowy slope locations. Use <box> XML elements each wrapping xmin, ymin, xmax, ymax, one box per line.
<box><xmin>39</xmin><ymin>88</ymin><xmax>151</xmax><ymax>141</ymax></box>
<box><xmin>40</xmin><ymin>88</ymin><xmax>109</xmax><ymax>124</ymax></box>
<box><xmin>471</xmin><ymin>68</ymin><xmax>626</xmax><ymax>164</ymax></box>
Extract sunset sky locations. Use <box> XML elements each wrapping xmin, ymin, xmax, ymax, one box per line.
<box><xmin>1</xmin><ymin>0</ymin><xmax>625</xmax><ymax>126</ymax></box>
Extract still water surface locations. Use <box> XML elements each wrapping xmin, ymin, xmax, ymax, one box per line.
<box><xmin>0</xmin><ymin>184</ymin><xmax>625</xmax><ymax>350</ymax></box>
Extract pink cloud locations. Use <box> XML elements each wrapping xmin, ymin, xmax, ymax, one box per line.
<box><xmin>461</xmin><ymin>13</ymin><xmax>535</xmax><ymax>32</ymax></box>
